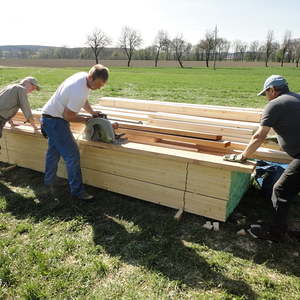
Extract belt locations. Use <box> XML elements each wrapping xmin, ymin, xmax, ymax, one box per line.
<box><xmin>42</xmin><ymin>114</ymin><xmax>63</xmax><ymax>120</ymax></box>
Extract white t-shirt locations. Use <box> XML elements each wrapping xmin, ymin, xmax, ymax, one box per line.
<box><xmin>42</xmin><ymin>72</ymin><xmax>90</xmax><ymax>118</ymax></box>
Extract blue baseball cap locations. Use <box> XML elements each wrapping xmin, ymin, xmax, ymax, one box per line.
<box><xmin>257</xmin><ymin>75</ymin><xmax>288</xmax><ymax>96</ymax></box>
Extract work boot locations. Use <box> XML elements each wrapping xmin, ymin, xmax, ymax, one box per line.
<box><xmin>76</xmin><ymin>192</ymin><xmax>94</xmax><ymax>201</ymax></box>
<box><xmin>45</xmin><ymin>184</ymin><xmax>55</xmax><ymax>195</ymax></box>
<box><xmin>248</xmin><ymin>224</ymin><xmax>286</xmax><ymax>242</ymax></box>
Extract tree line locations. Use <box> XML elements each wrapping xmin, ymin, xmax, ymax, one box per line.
<box><xmin>1</xmin><ymin>27</ymin><xmax>300</xmax><ymax>68</ymax></box>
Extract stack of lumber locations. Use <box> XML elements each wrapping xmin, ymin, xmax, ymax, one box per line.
<box><xmin>0</xmin><ymin>97</ymin><xmax>290</xmax><ymax>222</ymax></box>
<box><xmin>94</xmin><ymin>97</ymin><xmax>292</xmax><ymax>163</ymax></box>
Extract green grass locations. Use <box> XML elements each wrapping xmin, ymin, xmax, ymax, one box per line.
<box><xmin>1</xmin><ymin>66</ymin><xmax>300</xmax><ymax>109</ymax></box>
<box><xmin>1</xmin><ymin>66</ymin><xmax>300</xmax><ymax>299</ymax></box>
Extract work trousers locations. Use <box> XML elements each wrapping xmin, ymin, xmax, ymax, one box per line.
<box><xmin>271</xmin><ymin>158</ymin><xmax>300</xmax><ymax>231</ymax></box>
<box><xmin>41</xmin><ymin>116</ymin><xmax>85</xmax><ymax>197</ymax></box>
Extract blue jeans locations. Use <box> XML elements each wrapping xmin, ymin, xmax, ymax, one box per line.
<box><xmin>41</xmin><ymin>116</ymin><xmax>85</xmax><ymax>197</ymax></box>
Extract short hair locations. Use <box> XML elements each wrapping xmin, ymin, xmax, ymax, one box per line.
<box><xmin>88</xmin><ymin>64</ymin><xmax>109</xmax><ymax>81</ymax></box>
<box><xmin>273</xmin><ymin>84</ymin><xmax>290</xmax><ymax>95</ymax></box>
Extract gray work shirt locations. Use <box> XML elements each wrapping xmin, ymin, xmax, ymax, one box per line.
<box><xmin>260</xmin><ymin>92</ymin><xmax>300</xmax><ymax>158</ymax></box>
<box><xmin>0</xmin><ymin>84</ymin><xmax>33</xmax><ymax>120</ymax></box>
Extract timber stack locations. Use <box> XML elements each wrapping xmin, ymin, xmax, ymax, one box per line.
<box><xmin>0</xmin><ymin>97</ymin><xmax>291</xmax><ymax>221</ymax></box>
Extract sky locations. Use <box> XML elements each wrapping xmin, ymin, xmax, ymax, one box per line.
<box><xmin>1</xmin><ymin>0</ymin><xmax>300</xmax><ymax>48</ymax></box>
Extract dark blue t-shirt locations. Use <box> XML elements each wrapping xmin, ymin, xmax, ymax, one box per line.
<box><xmin>260</xmin><ymin>92</ymin><xmax>300</xmax><ymax>158</ymax></box>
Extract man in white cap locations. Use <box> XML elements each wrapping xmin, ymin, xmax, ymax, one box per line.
<box><xmin>0</xmin><ymin>76</ymin><xmax>40</xmax><ymax>137</ymax></box>
<box><xmin>224</xmin><ymin>75</ymin><xmax>300</xmax><ymax>241</ymax></box>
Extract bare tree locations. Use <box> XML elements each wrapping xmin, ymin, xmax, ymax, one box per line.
<box><xmin>171</xmin><ymin>35</ymin><xmax>191</xmax><ymax>68</ymax></box>
<box><xmin>216</xmin><ymin>39</ymin><xmax>230</xmax><ymax>60</ymax></box>
<box><xmin>233</xmin><ymin>40</ymin><xmax>247</xmax><ymax>61</ymax></box>
<box><xmin>213</xmin><ymin>26</ymin><xmax>218</xmax><ymax>70</ymax></box>
<box><xmin>262</xmin><ymin>30</ymin><xmax>275</xmax><ymax>67</ymax></box>
<box><xmin>293</xmin><ymin>39</ymin><xmax>300</xmax><ymax>68</ymax></box>
<box><xmin>246</xmin><ymin>40</ymin><xmax>260</xmax><ymax>61</ymax></box>
<box><xmin>199</xmin><ymin>30</ymin><xmax>215</xmax><ymax>67</ymax></box>
<box><xmin>86</xmin><ymin>28</ymin><xmax>111</xmax><ymax>64</ymax></box>
<box><xmin>119</xmin><ymin>26</ymin><xmax>143</xmax><ymax>67</ymax></box>
<box><xmin>280</xmin><ymin>30</ymin><xmax>292</xmax><ymax>67</ymax></box>
<box><xmin>153</xmin><ymin>30</ymin><xmax>170</xmax><ymax>67</ymax></box>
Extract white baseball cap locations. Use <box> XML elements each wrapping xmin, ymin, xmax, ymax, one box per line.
<box><xmin>257</xmin><ymin>75</ymin><xmax>288</xmax><ymax>96</ymax></box>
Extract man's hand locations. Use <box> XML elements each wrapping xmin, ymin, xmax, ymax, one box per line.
<box><xmin>92</xmin><ymin>111</ymin><xmax>107</xmax><ymax>119</ymax></box>
<box><xmin>263</xmin><ymin>135</ymin><xmax>278</xmax><ymax>144</ymax></box>
<box><xmin>223</xmin><ymin>153</ymin><xmax>247</xmax><ymax>163</ymax></box>
<box><xmin>32</xmin><ymin>126</ymin><xmax>40</xmax><ymax>134</ymax></box>
<box><xmin>8</xmin><ymin>120</ymin><xmax>20</xmax><ymax>128</ymax></box>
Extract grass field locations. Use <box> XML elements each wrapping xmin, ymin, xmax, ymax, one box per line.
<box><xmin>1</xmin><ymin>66</ymin><xmax>300</xmax><ymax>299</ymax></box>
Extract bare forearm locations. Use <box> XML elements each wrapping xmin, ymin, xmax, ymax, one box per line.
<box><xmin>63</xmin><ymin>113</ymin><xmax>90</xmax><ymax>123</ymax></box>
<box><xmin>241</xmin><ymin>137</ymin><xmax>264</xmax><ymax>158</ymax></box>
<box><xmin>28</xmin><ymin>117</ymin><xmax>39</xmax><ymax>131</ymax></box>
<box><xmin>83</xmin><ymin>101</ymin><xmax>94</xmax><ymax>114</ymax></box>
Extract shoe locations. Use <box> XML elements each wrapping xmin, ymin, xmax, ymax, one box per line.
<box><xmin>248</xmin><ymin>225</ymin><xmax>285</xmax><ymax>242</ymax></box>
<box><xmin>45</xmin><ymin>184</ymin><xmax>55</xmax><ymax>195</ymax></box>
<box><xmin>288</xmin><ymin>230</ymin><xmax>300</xmax><ymax>241</ymax></box>
<box><xmin>76</xmin><ymin>192</ymin><xmax>94</xmax><ymax>200</ymax></box>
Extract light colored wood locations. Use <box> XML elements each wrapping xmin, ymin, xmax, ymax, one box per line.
<box><xmin>78</xmin><ymin>138</ymin><xmax>255</xmax><ymax>173</ymax></box>
<box><xmin>5</xmin><ymin>131</ymin><xmax>47</xmax><ymax>171</ymax></box>
<box><xmin>148</xmin><ymin>119</ymin><xmax>254</xmax><ymax>138</ymax></box>
<box><xmin>148</xmin><ymin>112</ymin><xmax>260</xmax><ymax>131</ymax></box>
<box><xmin>228</xmin><ymin>142</ymin><xmax>292</xmax><ymax>163</ymax></box>
<box><xmin>88</xmin><ymin>106</ymin><xmax>149</xmax><ymax>122</ymax></box>
<box><xmin>116</xmin><ymin>128</ymin><xmax>230</xmax><ymax>149</ymax></box>
<box><xmin>114</xmin><ymin>133</ymin><xmax>200</xmax><ymax>152</ymax></box>
<box><xmin>174</xmin><ymin>208</ymin><xmax>184</xmax><ymax>221</ymax></box>
<box><xmin>81</xmin><ymin>167</ymin><xmax>185</xmax><ymax>209</ymax></box>
<box><xmin>117</xmin><ymin>122</ymin><xmax>222</xmax><ymax>140</ymax></box>
<box><xmin>80</xmin><ymin>144</ymin><xmax>187</xmax><ymax>189</ymax></box>
<box><xmin>184</xmin><ymin>192</ymin><xmax>227</xmax><ymax>222</ymax></box>
<box><xmin>0</xmin><ymin>132</ymin><xmax>9</xmax><ymax>163</ymax></box>
<box><xmin>186</xmin><ymin>164</ymin><xmax>231</xmax><ymax>200</ymax></box>
<box><xmin>99</xmin><ymin>97</ymin><xmax>262</xmax><ymax>122</ymax></box>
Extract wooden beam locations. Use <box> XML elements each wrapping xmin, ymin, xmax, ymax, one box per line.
<box><xmin>117</xmin><ymin>122</ymin><xmax>222</xmax><ymax>140</ymax></box>
<box><xmin>99</xmin><ymin>97</ymin><xmax>262</xmax><ymax>122</ymax></box>
<box><xmin>116</xmin><ymin>128</ymin><xmax>230</xmax><ymax>149</ymax></box>
<box><xmin>148</xmin><ymin>112</ymin><xmax>260</xmax><ymax>131</ymax></box>
<box><xmin>148</xmin><ymin>118</ymin><xmax>254</xmax><ymax>138</ymax></box>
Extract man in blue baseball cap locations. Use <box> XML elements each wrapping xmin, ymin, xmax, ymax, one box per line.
<box><xmin>224</xmin><ymin>75</ymin><xmax>300</xmax><ymax>242</ymax></box>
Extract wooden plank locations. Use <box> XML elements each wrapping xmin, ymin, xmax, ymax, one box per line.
<box><xmin>117</xmin><ymin>122</ymin><xmax>222</xmax><ymax>140</ymax></box>
<box><xmin>5</xmin><ymin>131</ymin><xmax>47</xmax><ymax>171</ymax></box>
<box><xmin>78</xmin><ymin>138</ymin><xmax>256</xmax><ymax>173</ymax></box>
<box><xmin>116</xmin><ymin>128</ymin><xmax>230</xmax><ymax>149</ymax></box>
<box><xmin>148</xmin><ymin>112</ymin><xmax>260</xmax><ymax>131</ymax></box>
<box><xmin>228</xmin><ymin>142</ymin><xmax>292</xmax><ymax>163</ymax></box>
<box><xmin>0</xmin><ymin>131</ymin><xmax>9</xmax><ymax>163</ymax></box>
<box><xmin>184</xmin><ymin>192</ymin><xmax>227</xmax><ymax>222</ymax></box>
<box><xmin>80</xmin><ymin>144</ymin><xmax>187</xmax><ymax>189</ymax></box>
<box><xmin>88</xmin><ymin>107</ymin><xmax>149</xmax><ymax>122</ymax></box>
<box><xmin>118</xmin><ymin>133</ymin><xmax>201</xmax><ymax>152</ymax></box>
<box><xmin>148</xmin><ymin>118</ymin><xmax>254</xmax><ymax>138</ymax></box>
<box><xmin>81</xmin><ymin>167</ymin><xmax>185</xmax><ymax>210</ymax></box>
<box><xmin>99</xmin><ymin>97</ymin><xmax>262</xmax><ymax>122</ymax></box>
<box><xmin>186</xmin><ymin>163</ymin><xmax>231</xmax><ymax>200</ymax></box>
<box><xmin>96</xmin><ymin>100</ymin><xmax>263</xmax><ymax>113</ymax></box>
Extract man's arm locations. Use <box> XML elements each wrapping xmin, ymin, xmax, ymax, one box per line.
<box><xmin>241</xmin><ymin>125</ymin><xmax>271</xmax><ymax>159</ymax></box>
<box><xmin>83</xmin><ymin>101</ymin><xmax>104</xmax><ymax>117</ymax></box>
<box><xmin>63</xmin><ymin>107</ymin><xmax>92</xmax><ymax>123</ymax></box>
<box><xmin>27</xmin><ymin>117</ymin><xmax>39</xmax><ymax>132</ymax></box>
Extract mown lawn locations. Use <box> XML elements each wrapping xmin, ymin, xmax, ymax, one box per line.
<box><xmin>0</xmin><ymin>66</ymin><xmax>300</xmax><ymax>299</ymax></box>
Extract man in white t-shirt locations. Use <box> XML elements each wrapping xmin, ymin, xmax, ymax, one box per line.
<box><xmin>41</xmin><ymin>64</ymin><xmax>109</xmax><ymax>200</ymax></box>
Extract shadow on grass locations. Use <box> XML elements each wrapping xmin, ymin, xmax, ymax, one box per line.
<box><xmin>1</xmin><ymin>165</ymin><xmax>298</xmax><ymax>298</ymax></box>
